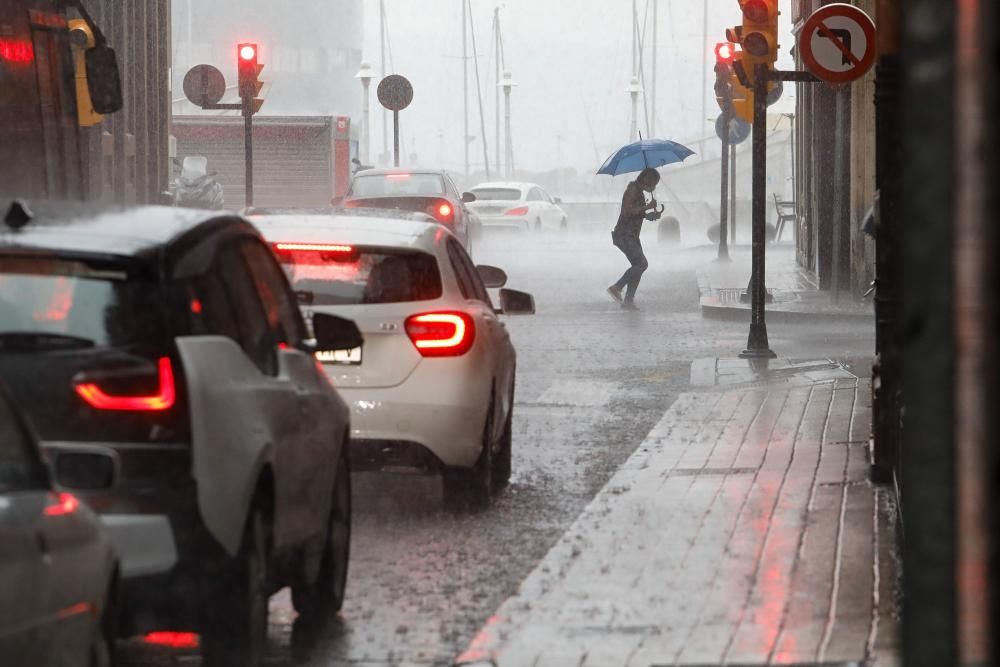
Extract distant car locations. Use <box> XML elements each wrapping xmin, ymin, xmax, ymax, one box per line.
<box><xmin>0</xmin><ymin>199</ymin><xmax>361</xmax><ymax>666</ymax></box>
<box><xmin>467</xmin><ymin>182</ymin><xmax>568</xmax><ymax>232</ymax></box>
<box><xmin>0</xmin><ymin>383</ymin><xmax>118</xmax><ymax>667</ymax></box>
<box><xmin>338</xmin><ymin>168</ymin><xmax>480</xmax><ymax>248</ymax></box>
<box><xmin>251</xmin><ymin>213</ymin><xmax>536</xmax><ymax>509</ymax></box>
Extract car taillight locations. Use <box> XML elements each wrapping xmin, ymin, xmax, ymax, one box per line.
<box><xmin>505</xmin><ymin>206</ymin><xmax>529</xmax><ymax>216</ymax></box>
<box><xmin>427</xmin><ymin>200</ymin><xmax>455</xmax><ymax>224</ymax></box>
<box><xmin>44</xmin><ymin>492</ymin><xmax>80</xmax><ymax>517</ymax></box>
<box><xmin>405</xmin><ymin>312</ymin><xmax>475</xmax><ymax>357</ymax></box>
<box><xmin>74</xmin><ymin>357</ymin><xmax>176</xmax><ymax>411</ymax></box>
<box><xmin>144</xmin><ymin>632</ymin><xmax>199</xmax><ymax>649</ymax></box>
<box><xmin>274</xmin><ymin>242</ymin><xmax>354</xmax><ymax>254</ymax></box>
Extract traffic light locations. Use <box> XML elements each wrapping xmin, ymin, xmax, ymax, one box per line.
<box><xmin>714</xmin><ymin>43</ymin><xmax>736</xmax><ymax>113</ymax></box>
<box><xmin>237</xmin><ymin>42</ymin><xmax>264</xmax><ymax>113</ymax></box>
<box><xmin>68</xmin><ymin>20</ymin><xmax>103</xmax><ymax>127</ymax></box>
<box><xmin>738</xmin><ymin>0</ymin><xmax>779</xmax><ymax>83</ymax></box>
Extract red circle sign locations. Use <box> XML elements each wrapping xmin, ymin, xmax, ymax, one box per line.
<box><xmin>799</xmin><ymin>3</ymin><xmax>877</xmax><ymax>84</ymax></box>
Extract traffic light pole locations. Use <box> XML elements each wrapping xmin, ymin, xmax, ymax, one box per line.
<box><xmin>718</xmin><ymin>109</ymin><xmax>732</xmax><ymax>262</ymax></box>
<box><xmin>243</xmin><ymin>95</ymin><xmax>254</xmax><ymax>207</ymax></box>
<box><xmin>740</xmin><ymin>63</ymin><xmax>775</xmax><ymax>358</ymax></box>
<box><xmin>393</xmin><ymin>110</ymin><xmax>400</xmax><ymax>167</ymax></box>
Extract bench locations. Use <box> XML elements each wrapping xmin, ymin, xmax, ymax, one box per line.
<box><xmin>773</xmin><ymin>193</ymin><xmax>796</xmax><ymax>242</ymax></box>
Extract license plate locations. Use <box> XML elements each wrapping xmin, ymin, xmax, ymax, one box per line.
<box><xmin>315</xmin><ymin>346</ymin><xmax>362</xmax><ymax>365</ymax></box>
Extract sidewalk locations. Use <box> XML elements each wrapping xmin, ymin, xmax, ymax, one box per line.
<box><xmin>696</xmin><ymin>245</ymin><xmax>873</xmax><ymax>321</ymax></box>
<box><xmin>456</xmin><ymin>361</ymin><xmax>898</xmax><ymax>667</ymax></box>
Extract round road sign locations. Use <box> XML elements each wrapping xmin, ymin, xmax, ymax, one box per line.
<box><xmin>183</xmin><ymin>64</ymin><xmax>226</xmax><ymax>107</ymax></box>
<box><xmin>799</xmin><ymin>3</ymin><xmax>877</xmax><ymax>84</ymax></box>
<box><xmin>377</xmin><ymin>75</ymin><xmax>414</xmax><ymax>112</ymax></box>
<box><xmin>716</xmin><ymin>114</ymin><xmax>751</xmax><ymax>145</ymax></box>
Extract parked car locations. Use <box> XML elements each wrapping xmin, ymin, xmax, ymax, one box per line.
<box><xmin>337</xmin><ymin>169</ymin><xmax>481</xmax><ymax>249</ymax></box>
<box><xmin>466</xmin><ymin>181</ymin><xmax>568</xmax><ymax>232</ymax></box>
<box><xmin>0</xmin><ymin>383</ymin><xmax>119</xmax><ymax>667</ymax></box>
<box><xmin>251</xmin><ymin>213</ymin><xmax>535</xmax><ymax>509</ymax></box>
<box><xmin>0</xmin><ymin>199</ymin><xmax>361</xmax><ymax>666</ymax></box>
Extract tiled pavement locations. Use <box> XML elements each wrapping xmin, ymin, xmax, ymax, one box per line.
<box><xmin>456</xmin><ymin>363</ymin><xmax>898</xmax><ymax>667</ymax></box>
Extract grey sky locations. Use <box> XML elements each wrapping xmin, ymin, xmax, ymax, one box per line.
<box><xmin>362</xmin><ymin>1</ymin><xmax>795</xmax><ymax>175</ymax></box>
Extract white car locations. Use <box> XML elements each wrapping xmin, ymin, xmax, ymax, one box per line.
<box><xmin>252</xmin><ymin>214</ymin><xmax>535</xmax><ymax>508</ymax></box>
<box><xmin>466</xmin><ymin>181</ymin><xmax>568</xmax><ymax>232</ymax></box>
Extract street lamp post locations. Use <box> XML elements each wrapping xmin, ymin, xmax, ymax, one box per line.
<box><xmin>499</xmin><ymin>70</ymin><xmax>516</xmax><ymax>178</ymax></box>
<box><xmin>354</xmin><ymin>61</ymin><xmax>374</xmax><ymax>167</ymax></box>
<box><xmin>626</xmin><ymin>76</ymin><xmax>643</xmax><ymax>141</ymax></box>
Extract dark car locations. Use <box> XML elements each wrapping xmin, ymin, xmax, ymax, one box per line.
<box><xmin>0</xmin><ymin>199</ymin><xmax>362</xmax><ymax>666</ymax></box>
<box><xmin>337</xmin><ymin>168</ymin><xmax>480</xmax><ymax>249</ymax></box>
<box><xmin>0</xmin><ymin>383</ymin><xmax>119</xmax><ymax>667</ymax></box>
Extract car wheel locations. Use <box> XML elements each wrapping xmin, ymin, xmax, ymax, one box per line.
<box><xmin>201</xmin><ymin>504</ymin><xmax>271</xmax><ymax>667</ymax></box>
<box><xmin>90</xmin><ymin>581</ymin><xmax>116</xmax><ymax>667</ymax></box>
<box><xmin>293</xmin><ymin>447</ymin><xmax>351</xmax><ymax>619</ymax></box>
<box><xmin>443</xmin><ymin>403</ymin><xmax>494</xmax><ymax>511</ymax></box>
<box><xmin>491</xmin><ymin>385</ymin><xmax>514</xmax><ymax>488</ymax></box>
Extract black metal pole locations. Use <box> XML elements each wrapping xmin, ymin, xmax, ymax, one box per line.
<box><xmin>730</xmin><ymin>142</ymin><xmax>737</xmax><ymax>246</ymax></box>
<box><xmin>740</xmin><ymin>64</ymin><xmax>775</xmax><ymax>359</ymax></box>
<box><xmin>718</xmin><ymin>112</ymin><xmax>731</xmax><ymax>262</ymax></box>
<box><xmin>393</xmin><ymin>110</ymin><xmax>400</xmax><ymax>167</ymax></box>
<box><xmin>243</xmin><ymin>95</ymin><xmax>254</xmax><ymax>207</ymax></box>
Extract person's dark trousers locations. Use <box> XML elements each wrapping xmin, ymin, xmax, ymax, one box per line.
<box><xmin>611</xmin><ymin>231</ymin><xmax>648</xmax><ymax>303</ymax></box>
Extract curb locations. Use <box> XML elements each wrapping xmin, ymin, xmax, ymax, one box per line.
<box><xmin>700</xmin><ymin>300</ymin><xmax>874</xmax><ymax>323</ymax></box>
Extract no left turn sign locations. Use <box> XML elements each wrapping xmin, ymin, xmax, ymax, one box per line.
<box><xmin>799</xmin><ymin>3</ymin><xmax>877</xmax><ymax>85</ymax></box>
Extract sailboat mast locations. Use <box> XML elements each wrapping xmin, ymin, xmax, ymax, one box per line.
<box><xmin>651</xmin><ymin>0</ymin><xmax>657</xmax><ymax>137</ymax></box>
<box><xmin>462</xmin><ymin>0</ymin><xmax>469</xmax><ymax>177</ymax></box>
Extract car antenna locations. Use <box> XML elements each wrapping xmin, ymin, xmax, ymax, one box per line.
<box><xmin>4</xmin><ymin>200</ymin><xmax>33</xmax><ymax>230</ymax></box>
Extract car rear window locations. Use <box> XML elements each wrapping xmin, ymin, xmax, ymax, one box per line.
<box><xmin>471</xmin><ymin>188</ymin><xmax>522</xmax><ymax>201</ymax></box>
<box><xmin>0</xmin><ymin>256</ymin><xmax>163</xmax><ymax>348</ymax></box>
<box><xmin>273</xmin><ymin>246</ymin><xmax>442</xmax><ymax>305</ymax></box>
<box><xmin>350</xmin><ymin>173</ymin><xmax>445</xmax><ymax>197</ymax></box>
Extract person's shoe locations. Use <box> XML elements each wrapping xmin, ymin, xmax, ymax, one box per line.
<box><xmin>621</xmin><ymin>302</ymin><xmax>640</xmax><ymax>311</ymax></box>
<box><xmin>607</xmin><ymin>286</ymin><xmax>624</xmax><ymax>304</ymax></box>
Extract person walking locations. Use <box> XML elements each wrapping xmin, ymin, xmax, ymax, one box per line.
<box><xmin>607</xmin><ymin>167</ymin><xmax>662</xmax><ymax>310</ymax></box>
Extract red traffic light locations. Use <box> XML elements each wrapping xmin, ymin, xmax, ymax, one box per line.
<box><xmin>238</xmin><ymin>43</ymin><xmax>257</xmax><ymax>62</ymax></box>
<box><xmin>741</xmin><ymin>0</ymin><xmax>770</xmax><ymax>23</ymax></box>
<box><xmin>715</xmin><ymin>42</ymin><xmax>736</xmax><ymax>64</ymax></box>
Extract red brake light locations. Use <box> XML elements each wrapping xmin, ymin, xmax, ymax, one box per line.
<box><xmin>44</xmin><ymin>492</ymin><xmax>80</xmax><ymax>517</ymax></box>
<box><xmin>386</xmin><ymin>173</ymin><xmax>411</xmax><ymax>180</ymax></box>
<box><xmin>505</xmin><ymin>206</ymin><xmax>529</xmax><ymax>216</ymax></box>
<box><xmin>438</xmin><ymin>204</ymin><xmax>453</xmax><ymax>218</ymax></box>
<box><xmin>144</xmin><ymin>632</ymin><xmax>200</xmax><ymax>649</ymax></box>
<box><xmin>405</xmin><ymin>312</ymin><xmax>475</xmax><ymax>357</ymax></box>
<box><xmin>74</xmin><ymin>357</ymin><xmax>176</xmax><ymax>411</ymax></box>
<box><xmin>427</xmin><ymin>200</ymin><xmax>455</xmax><ymax>223</ymax></box>
<box><xmin>274</xmin><ymin>242</ymin><xmax>353</xmax><ymax>254</ymax></box>
<box><xmin>0</xmin><ymin>39</ymin><xmax>34</xmax><ymax>64</ymax></box>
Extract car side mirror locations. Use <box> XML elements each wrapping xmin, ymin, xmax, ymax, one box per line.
<box><xmin>312</xmin><ymin>312</ymin><xmax>363</xmax><ymax>351</ymax></box>
<box><xmin>498</xmin><ymin>288</ymin><xmax>535</xmax><ymax>315</ymax></box>
<box><xmin>85</xmin><ymin>45</ymin><xmax>123</xmax><ymax>114</ymax></box>
<box><xmin>476</xmin><ymin>265</ymin><xmax>508</xmax><ymax>288</ymax></box>
<box><xmin>461</xmin><ymin>192</ymin><xmax>477</xmax><ymax>203</ymax></box>
<box><xmin>53</xmin><ymin>450</ymin><xmax>117</xmax><ymax>491</ymax></box>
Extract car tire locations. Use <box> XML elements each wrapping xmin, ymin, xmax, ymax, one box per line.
<box><xmin>292</xmin><ymin>447</ymin><xmax>351</xmax><ymax>619</ymax></box>
<box><xmin>443</xmin><ymin>403</ymin><xmax>494</xmax><ymax>511</ymax></box>
<box><xmin>491</xmin><ymin>386</ymin><xmax>514</xmax><ymax>489</ymax></box>
<box><xmin>90</xmin><ymin>580</ymin><xmax>117</xmax><ymax>667</ymax></box>
<box><xmin>201</xmin><ymin>503</ymin><xmax>272</xmax><ymax>667</ymax></box>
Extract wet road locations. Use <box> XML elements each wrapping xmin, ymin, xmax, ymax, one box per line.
<box><xmin>119</xmin><ymin>230</ymin><xmax>875</xmax><ymax>666</ymax></box>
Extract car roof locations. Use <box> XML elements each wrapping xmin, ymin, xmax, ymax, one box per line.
<box><xmin>353</xmin><ymin>168</ymin><xmax>450</xmax><ymax>178</ymax></box>
<box><xmin>250</xmin><ymin>213</ymin><xmax>449</xmax><ymax>251</ymax></box>
<box><xmin>0</xmin><ymin>199</ymin><xmax>246</xmax><ymax>258</ymax></box>
<box><xmin>471</xmin><ymin>182</ymin><xmax>534</xmax><ymax>191</ymax></box>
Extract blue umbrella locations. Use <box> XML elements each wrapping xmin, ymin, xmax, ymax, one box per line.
<box><xmin>597</xmin><ymin>138</ymin><xmax>696</xmax><ymax>176</ymax></box>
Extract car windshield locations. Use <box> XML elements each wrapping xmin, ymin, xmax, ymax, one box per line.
<box><xmin>0</xmin><ymin>256</ymin><xmax>162</xmax><ymax>348</ymax></box>
<box><xmin>274</xmin><ymin>246</ymin><xmax>442</xmax><ymax>305</ymax></box>
<box><xmin>471</xmin><ymin>188</ymin><xmax>522</xmax><ymax>201</ymax></box>
<box><xmin>350</xmin><ymin>173</ymin><xmax>446</xmax><ymax>197</ymax></box>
